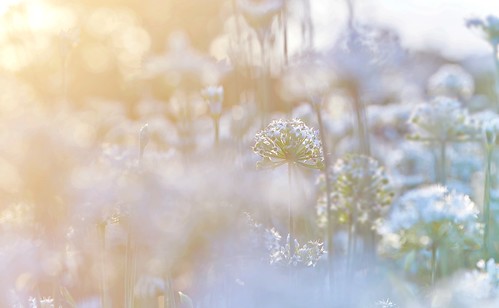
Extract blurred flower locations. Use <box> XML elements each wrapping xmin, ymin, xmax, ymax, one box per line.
<box><xmin>380</xmin><ymin>185</ymin><xmax>482</xmax><ymax>253</ymax></box>
<box><xmin>482</xmin><ymin>117</ymin><xmax>499</xmax><ymax>147</ymax></box>
<box><xmin>466</xmin><ymin>15</ymin><xmax>499</xmax><ymax>46</ymax></box>
<box><xmin>408</xmin><ymin>96</ymin><xmax>478</xmax><ymax>142</ymax></box>
<box><xmin>252</xmin><ymin>119</ymin><xmax>323</xmax><ymax>169</ymax></box>
<box><xmin>201</xmin><ymin>86</ymin><xmax>224</xmax><ymax>118</ymax></box>
<box><xmin>317</xmin><ymin>154</ymin><xmax>393</xmax><ymax>227</ymax></box>
<box><xmin>428</xmin><ymin>64</ymin><xmax>474</xmax><ymax>100</ymax></box>
<box><xmin>279</xmin><ymin>52</ymin><xmax>332</xmax><ymax>103</ymax></box>
<box><xmin>265</xmin><ymin>228</ymin><xmax>325</xmax><ymax>267</ymax></box>
<box><xmin>237</xmin><ymin>0</ymin><xmax>284</xmax><ymax>36</ymax></box>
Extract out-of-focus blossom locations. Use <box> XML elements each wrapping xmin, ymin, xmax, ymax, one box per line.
<box><xmin>408</xmin><ymin>96</ymin><xmax>478</xmax><ymax>142</ymax></box>
<box><xmin>279</xmin><ymin>53</ymin><xmax>332</xmax><ymax>103</ymax></box>
<box><xmin>201</xmin><ymin>86</ymin><xmax>224</xmax><ymax>117</ymax></box>
<box><xmin>466</xmin><ymin>15</ymin><xmax>499</xmax><ymax>46</ymax></box>
<box><xmin>264</xmin><ymin>228</ymin><xmax>324</xmax><ymax>267</ymax></box>
<box><xmin>317</xmin><ymin>154</ymin><xmax>393</xmax><ymax>227</ymax></box>
<box><xmin>252</xmin><ymin>119</ymin><xmax>323</xmax><ymax>169</ymax></box>
<box><xmin>380</xmin><ymin>185</ymin><xmax>482</xmax><ymax>253</ymax></box>
<box><xmin>482</xmin><ymin>117</ymin><xmax>499</xmax><ymax>146</ymax></box>
<box><xmin>428</xmin><ymin>64</ymin><xmax>475</xmax><ymax>100</ymax></box>
<box><xmin>144</xmin><ymin>32</ymin><xmax>222</xmax><ymax>88</ymax></box>
<box><xmin>237</xmin><ymin>0</ymin><xmax>284</xmax><ymax>37</ymax></box>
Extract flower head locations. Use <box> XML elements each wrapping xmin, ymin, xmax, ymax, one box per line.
<box><xmin>380</xmin><ymin>185</ymin><xmax>482</xmax><ymax>253</ymax></box>
<box><xmin>253</xmin><ymin>119</ymin><xmax>323</xmax><ymax>169</ymax></box>
<box><xmin>201</xmin><ymin>86</ymin><xmax>224</xmax><ymax>117</ymax></box>
<box><xmin>408</xmin><ymin>96</ymin><xmax>478</xmax><ymax>142</ymax></box>
<box><xmin>317</xmin><ymin>154</ymin><xmax>392</xmax><ymax>227</ymax></box>
<box><xmin>428</xmin><ymin>64</ymin><xmax>474</xmax><ymax>100</ymax></box>
<box><xmin>237</xmin><ymin>0</ymin><xmax>284</xmax><ymax>35</ymax></box>
<box><xmin>466</xmin><ymin>15</ymin><xmax>499</xmax><ymax>46</ymax></box>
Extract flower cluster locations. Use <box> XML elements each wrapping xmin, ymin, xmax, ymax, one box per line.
<box><xmin>253</xmin><ymin>119</ymin><xmax>323</xmax><ymax>169</ymax></box>
<box><xmin>408</xmin><ymin>96</ymin><xmax>478</xmax><ymax>142</ymax></box>
<box><xmin>380</xmin><ymin>185</ymin><xmax>482</xmax><ymax>253</ymax></box>
<box><xmin>317</xmin><ymin>154</ymin><xmax>393</xmax><ymax>228</ymax></box>
<box><xmin>201</xmin><ymin>86</ymin><xmax>224</xmax><ymax>117</ymax></box>
<box><xmin>466</xmin><ymin>15</ymin><xmax>499</xmax><ymax>46</ymax></box>
<box><xmin>265</xmin><ymin>228</ymin><xmax>325</xmax><ymax>267</ymax></box>
<box><xmin>237</xmin><ymin>0</ymin><xmax>284</xmax><ymax>34</ymax></box>
<box><xmin>428</xmin><ymin>64</ymin><xmax>475</xmax><ymax>100</ymax></box>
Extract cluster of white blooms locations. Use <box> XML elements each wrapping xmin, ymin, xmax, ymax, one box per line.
<box><xmin>253</xmin><ymin>119</ymin><xmax>323</xmax><ymax>169</ymax></box>
<box><xmin>408</xmin><ymin>96</ymin><xmax>478</xmax><ymax>142</ymax></box>
<box><xmin>237</xmin><ymin>0</ymin><xmax>284</xmax><ymax>33</ymax></box>
<box><xmin>380</xmin><ymin>185</ymin><xmax>482</xmax><ymax>252</ymax></box>
<box><xmin>466</xmin><ymin>15</ymin><xmax>499</xmax><ymax>46</ymax></box>
<box><xmin>201</xmin><ymin>86</ymin><xmax>224</xmax><ymax>117</ymax></box>
<box><xmin>432</xmin><ymin>259</ymin><xmax>499</xmax><ymax>306</ymax></box>
<box><xmin>265</xmin><ymin>228</ymin><xmax>325</xmax><ymax>267</ymax></box>
<box><xmin>317</xmin><ymin>154</ymin><xmax>392</xmax><ymax>227</ymax></box>
<box><xmin>428</xmin><ymin>64</ymin><xmax>475</xmax><ymax>100</ymax></box>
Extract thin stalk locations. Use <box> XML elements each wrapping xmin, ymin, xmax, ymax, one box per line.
<box><xmin>124</xmin><ymin>232</ymin><xmax>134</xmax><ymax>308</ymax></box>
<box><xmin>213</xmin><ymin>117</ymin><xmax>220</xmax><ymax>146</ymax></box>
<box><xmin>431</xmin><ymin>243</ymin><xmax>438</xmax><ymax>285</ymax></box>
<box><xmin>438</xmin><ymin>141</ymin><xmax>447</xmax><ymax>185</ymax></box>
<box><xmin>258</xmin><ymin>35</ymin><xmax>269</xmax><ymax>127</ymax></box>
<box><xmin>483</xmin><ymin>145</ymin><xmax>493</xmax><ymax>258</ymax></box>
<box><xmin>99</xmin><ymin>223</ymin><xmax>108</xmax><ymax>308</ymax></box>
<box><xmin>164</xmin><ymin>273</ymin><xmax>177</xmax><ymax>308</ymax></box>
<box><xmin>288</xmin><ymin>162</ymin><xmax>295</xmax><ymax>255</ymax></box>
<box><xmin>282</xmin><ymin>0</ymin><xmax>289</xmax><ymax>67</ymax></box>
<box><xmin>493</xmin><ymin>44</ymin><xmax>499</xmax><ymax>111</ymax></box>
<box><xmin>352</xmin><ymin>91</ymin><xmax>370</xmax><ymax>156</ymax></box>
<box><xmin>314</xmin><ymin>103</ymin><xmax>334</xmax><ymax>289</ymax></box>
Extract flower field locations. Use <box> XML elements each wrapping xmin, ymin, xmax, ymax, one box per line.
<box><xmin>1</xmin><ymin>0</ymin><xmax>499</xmax><ymax>307</ymax></box>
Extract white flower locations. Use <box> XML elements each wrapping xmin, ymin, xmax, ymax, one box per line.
<box><xmin>253</xmin><ymin>119</ymin><xmax>323</xmax><ymax>169</ymax></box>
<box><xmin>408</xmin><ymin>96</ymin><xmax>478</xmax><ymax>142</ymax></box>
<box><xmin>428</xmin><ymin>64</ymin><xmax>474</xmax><ymax>100</ymax></box>
<box><xmin>201</xmin><ymin>86</ymin><xmax>224</xmax><ymax>117</ymax></box>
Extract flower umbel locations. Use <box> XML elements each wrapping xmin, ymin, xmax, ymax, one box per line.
<box><xmin>252</xmin><ymin>119</ymin><xmax>323</xmax><ymax>169</ymax></box>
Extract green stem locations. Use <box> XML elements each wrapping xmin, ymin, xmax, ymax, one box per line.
<box><xmin>288</xmin><ymin>163</ymin><xmax>295</xmax><ymax>256</ymax></box>
<box><xmin>352</xmin><ymin>90</ymin><xmax>370</xmax><ymax>156</ymax></box>
<box><xmin>438</xmin><ymin>141</ymin><xmax>447</xmax><ymax>185</ymax></box>
<box><xmin>493</xmin><ymin>44</ymin><xmax>499</xmax><ymax>111</ymax></box>
<box><xmin>431</xmin><ymin>243</ymin><xmax>438</xmax><ymax>285</ymax></box>
<box><xmin>484</xmin><ymin>145</ymin><xmax>493</xmax><ymax>258</ymax></box>
<box><xmin>99</xmin><ymin>223</ymin><xmax>107</xmax><ymax>308</ymax></box>
<box><xmin>314</xmin><ymin>104</ymin><xmax>334</xmax><ymax>289</ymax></box>
<box><xmin>214</xmin><ymin>117</ymin><xmax>220</xmax><ymax>146</ymax></box>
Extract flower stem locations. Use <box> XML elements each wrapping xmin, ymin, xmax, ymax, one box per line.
<box><xmin>352</xmin><ymin>89</ymin><xmax>370</xmax><ymax>156</ymax></box>
<box><xmin>314</xmin><ymin>103</ymin><xmax>334</xmax><ymax>289</ymax></box>
<box><xmin>98</xmin><ymin>223</ymin><xmax>108</xmax><ymax>308</ymax></box>
<box><xmin>493</xmin><ymin>44</ymin><xmax>499</xmax><ymax>111</ymax></box>
<box><xmin>288</xmin><ymin>162</ymin><xmax>295</xmax><ymax>256</ymax></box>
<box><xmin>438</xmin><ymin>141</ymin><xmax>447</xmax><ymax>185</ymax></box>
<box><xmin>431</xmin><ymin>243</ymin><xmax>438</xmax><ymax>285</ymax></box>
<box><xmin>483</xmin><ymin>145</ymin><xmax>493</xmax><ymax>258</ymax></box>
<box><xmin>213</xmin><ymin>117</ymin><xmax>220</xmax><ymax>146</ymax></box>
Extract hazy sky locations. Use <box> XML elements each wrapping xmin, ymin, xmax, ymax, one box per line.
<box><xmin>312</xmin><ymin>0</ymin><xmax>499</xmax><ymax>59</ymax></box>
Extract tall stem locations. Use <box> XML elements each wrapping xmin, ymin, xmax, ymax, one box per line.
<box><xmin>438</xmin><ymin>141</ymin><xmax>447</xmax><ymax>185</ymax></box>
<box><xmin>99</xmin><ymin>223</ymin><xmax>108</xmax><ymax>308</ymax></box>
<box><xmin>352</xmin><ymin>90</ymin><xmax>370</xmax><ymax>156</ymax></box>
<box><xmin>483</xmin><ymin>145</ymin><xmax>493</xmax><ymax>258</ymax></box>
<box><xmin>493</xmin><ymin>44</ymin><xmax>499</xmax><ymax>111</ymax></box>
<box><xmin>282</xmin><ymin>0</ymin><xmax>289</xmax><ymax>67</ymax></box>
<box><xmin>214</xmin><ymin>117</ymin><xmax>220</xmax><ymax>146</ymax></box>
<box><xmin>314</xmin><ymin>104</ymin><xmax>334</xmax><ymax>289</ymax></box>
<box><xmin>431</xmin><ymin>243</ymin><xmax>438</xmax><ymax>285</ymax></box>
<box><xmin>288</xmin><ymin>163</ymin><xmax>295</xmax><ymax>255</ymax></box>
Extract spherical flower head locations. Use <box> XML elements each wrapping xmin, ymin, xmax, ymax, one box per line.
<box><xmin>408</xmin><ymin>96</ymin><xmax>478</xmax><ymax>142</ymax></box>
<box><xmin>317</xmin><ymin>154</ymin><xmax>393</xmax><ymax>227</ymax></box>
<box><xmin>380</xmin><ymin>185</ymin><xmax>481</xmax><ymax>252</ymax></box>
<box><xmin>428</xmin><ymin>64</ymin><xmax>474</xmax><ymax>100</ymax></box>
<box><xmin>252</xmin><ymin>119</ymin><xmax>323</xmax><ymax>169</ymax></box>
<box><xmin>201</xmin><ymin>86</ymin><xmax>224</xmax><ymax>117</ymax></box>
<box><xmin>237</xmin><ymin>0</ymin><xmax>284</xmax><ymax>35</ymax></box>
<box><xmin>482</xmin><ymin>117</ymin><xmax>499</xmax><ymax>146</ymax></box>
<box><xmin>466</xmin><ymin>15</ymin><xmax>499</xmax><ymax>46</ymax></box>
